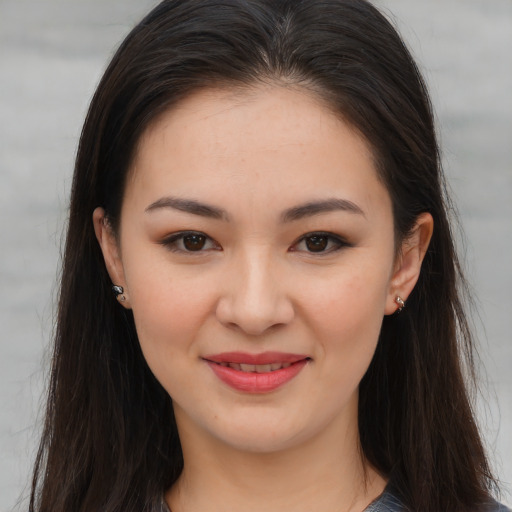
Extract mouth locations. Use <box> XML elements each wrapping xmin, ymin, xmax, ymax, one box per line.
<box><xmin>211</xmin><ymin>361</ymin><xmax>294</xmax><ymax>372</ymax></box>
<box><xmin>203</xmin><ymin>352</ymin><xmax>310</xmax><ymax>393</ymax></box>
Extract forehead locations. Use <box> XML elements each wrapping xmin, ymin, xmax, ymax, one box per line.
<box><xmin>126</xmin><ymin>85</ymin><xmax>390</xmax><ymax>219</ymax></box>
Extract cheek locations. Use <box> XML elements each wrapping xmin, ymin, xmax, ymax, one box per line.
<box><xmin>306</xmin><ymin>260</ymin><xmax>389</xmax><ymax>331</ymax></box>
<box><xmin>302</xmin><ymin>260</ymin><xmax>390</xmax><ymax>375</ymax></box>
<box><xmin>123</xmin><ymin>257</ymin><xmax>216</xmax><ymax>379</ymax></box>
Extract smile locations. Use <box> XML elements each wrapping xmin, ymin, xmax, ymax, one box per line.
<box><xmin>203</xmin><ymin>352</ymin><xmax>310</xmax><ymax>393</ymax></box>
<box><xmin>214</xmin><ymin>362</ymin><xmax>292</xmax><ymax>372</ymax></box>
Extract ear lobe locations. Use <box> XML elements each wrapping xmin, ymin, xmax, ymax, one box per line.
<box><xmin>385</xmin><ymin>212</ymin><xmax>434</xmax><ymax>315</ymax></box>
<box><xmin>93</xmin><ymin>207</ymin><xmax>131</xmax><ymax>308</ymax></box>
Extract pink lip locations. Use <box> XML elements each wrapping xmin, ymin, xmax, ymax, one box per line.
<box><xmin>203</xmin><ymin>352</ymin><xmax>310</xmax><ymax>393</ymax></box>
<box><xmin>204</xmin><ymin>351</ymin><xmax>308</xmax><ymax>365</ymax></box>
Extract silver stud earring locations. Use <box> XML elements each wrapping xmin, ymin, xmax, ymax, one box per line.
<box><xmin>394</xmin><ymin>295</ymin><xmax>405</xmax><ymax>313</ymax></box>
<box><xmin>112</xmin><ymin>285</ymin><xmax>126</xmax><ymax>302</ymax></box>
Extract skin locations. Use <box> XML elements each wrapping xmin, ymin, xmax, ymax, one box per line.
<box><xmin>94</xmin><ymin>85</ymin><xmax>433</xmax><ymax>512</ymax></box>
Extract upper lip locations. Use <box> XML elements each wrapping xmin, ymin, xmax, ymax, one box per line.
<box><xmin>203</xmin><ymin>351</ymin><xmax>309</xmax><ymax>365</ymax></box>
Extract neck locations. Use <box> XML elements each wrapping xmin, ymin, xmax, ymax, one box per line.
<box><xmin>166</xmin><ymin>400</ymin><xmax>387</xmax><ymax>512</ymax></box>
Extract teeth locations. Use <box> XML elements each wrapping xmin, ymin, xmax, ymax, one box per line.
<box><xmin>222</xmin><ymin>362</ymin><xmax>294</xmax><ymax>372</ymax></box>
<box><xmin>239</xmin><ymin>363</ymin><xmax>256</xmax><ymax>372</ymax></box>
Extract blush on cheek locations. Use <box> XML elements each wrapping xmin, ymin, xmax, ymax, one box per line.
<box><xmin>309</xmin><ymin>280</ymin><xmax>385</xmax><ymax>362</ymax></box>
<box><xmin>131</xmin><ymin>287</ymin><xmax>205</xmax><ymax>361</ymax></box>
<box><xmin>308</xmin><ymin>272</ymin><xmax>385</xmax><ymax>323</ymax></box>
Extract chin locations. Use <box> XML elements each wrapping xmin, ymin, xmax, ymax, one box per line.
<box><xmin>216</xmin><ymin>428</ymin><xmax>305</xmax><ymax>454</ymax></box>
<box><xmin>180</xmin><ymin>404</ymin><xmax>309</xmax><ymax>455</ymax></box>
<box><xmin>205</xmin><ymin>408</ymin><xmax>327</xmax><ymax>455</ymax></box>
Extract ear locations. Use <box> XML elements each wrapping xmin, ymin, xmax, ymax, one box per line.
<box><xmin>93</xmin><ymin>207</ymin><xmax>131</xmax><ymax>308</ymax></box>
<box><xmin>385</xmin><ymin>212</ymin><xmax>434</xmax><ymax>315</ymax></box>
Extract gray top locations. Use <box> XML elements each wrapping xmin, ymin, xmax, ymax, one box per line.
<box><xmin>160</xmin><ymin>489</ymin><xmax>404</xmax><ymax>511</ymax></box>
<box><xmin>160</xmin><ymin>488</ymin><xmax>511</xmax><ymax>512</ymax></box>
<box><xmin>364</xmin><ymin>488</ymin><xmax>406</xmax><ymax>511</ymax></box>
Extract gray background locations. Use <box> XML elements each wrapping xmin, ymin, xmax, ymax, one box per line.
<box><xmin>1</xmin><ymin>0</ymin><xmax>510</xmax><ymax>510</ymax></box>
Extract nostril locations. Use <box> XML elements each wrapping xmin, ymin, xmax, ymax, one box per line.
<box><xmin>214</xmin><ymin>277</ymin><xmax>295</xmax><ymax>335</ymax></box>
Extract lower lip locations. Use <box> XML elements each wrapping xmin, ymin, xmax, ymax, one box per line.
<box><xmin>206</xmin><ymin>359</ymin><xmax>309</xmax><ymax>393</ymax></box>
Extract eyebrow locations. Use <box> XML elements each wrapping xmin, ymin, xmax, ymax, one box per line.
<box><xmin>145</xmin><ymin>197</ymin><xmax>228</xmax><ymax>220</ymax></box>
<box><xmin>144</xmin><ymin>196</ymin><xmax>365</xmax><ymax>222</ymax></box>
<box><xmin>281</xmin><ymin>198</ymin><xmax>365</xmax><ymax>222</ymax></box>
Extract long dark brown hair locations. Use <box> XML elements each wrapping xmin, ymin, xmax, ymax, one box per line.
<box><xmin>30</xmin><ymin>1</ymin><xmax>499</xmax><ymax>511</ymax></box>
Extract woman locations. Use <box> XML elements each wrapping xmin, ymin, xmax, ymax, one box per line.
<box><xmin>29</xmin><ymin>1</ymin><xmax>508</xmax><ymax>511</ymax></box>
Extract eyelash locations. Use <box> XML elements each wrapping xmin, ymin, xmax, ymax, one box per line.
<box><xmin>159</xmin><ymin>231</ymin><xmax>350</xmax><ymax>255</ymax></box>
<box><xmin>159</xmin><ymin>231</ymin><xmax>221</xmax><ymax>253</ymax></box>
<box><xmin>291</xmin><ymin>231</ymin><xmax>350</xmax><ymax>254</ymax></box>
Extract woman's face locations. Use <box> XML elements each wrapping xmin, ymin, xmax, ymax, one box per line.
<box><xmin>96</xmin><ymin>86</ymin><xmax>427</xmax><ymax>453</ymax></box>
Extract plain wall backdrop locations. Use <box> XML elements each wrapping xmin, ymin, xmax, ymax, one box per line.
<box><xmin>1</xmin><ymin>0</ymin><xmax>511</xmax><ymax>510</ymax></box>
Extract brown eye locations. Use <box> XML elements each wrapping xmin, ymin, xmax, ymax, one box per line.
<box><xmin>160</xmin><ymin>231</ymin><xmax>220</xmax><ymax>253</ymax></box>
<box><xmin>290</xmin><ymin>232</ymin><xmax>349</xmax><ymax>255</ymax></box>
<box><xmin>305</xmin><ymin>235</ymin><xmax>329</xmax><ymax>252</ymax></box>
<box><xmin>183</xmin><ymin>233</ymin><xmax>207</xmax><ymax>251</ymax></box>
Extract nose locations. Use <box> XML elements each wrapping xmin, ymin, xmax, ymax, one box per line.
<box><xmin>215</xmin><ymin>249</ymin><xmax>295</xmax><ymax>336</ymax></box>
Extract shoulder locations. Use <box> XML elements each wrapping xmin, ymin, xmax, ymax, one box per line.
<box><xmin>364</xmin><ymin>489</ymin><xmax>406</xmax><ymax>512</ymax></box>
<box><xmin>364</xmin><ymin>489</ymin><xmax>511</xmax><ymax>512</ymax></box>
<box><xmin>489</xmin><ymin>501</ymin><xmax>512</xmax><ymax>512</ymax></box>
